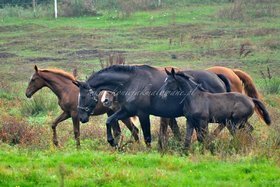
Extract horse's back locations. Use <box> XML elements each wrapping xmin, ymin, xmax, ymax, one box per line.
<box><xmin>182</xmin><ymin>69</ymin><xmax>227</xmax><ymax>93</ymax></box>
<box><xmin>207</xmin><ymin>66</ymin><xmax>242</xmax><ymax>92</ymax></box>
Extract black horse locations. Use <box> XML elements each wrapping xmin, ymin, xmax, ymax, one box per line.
<box><xmin>162</xmin><ymin>68</ymin><xmax>271</xmax><ymax>148</ymax></box>
<box><xmin>73</xmin><ymin>65</ymin><xmax>232</xmax><ymax>148</ymax></box>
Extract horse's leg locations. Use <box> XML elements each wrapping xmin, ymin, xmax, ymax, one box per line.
<box><xmin>226</xmin><ymin>121</ymin><xmax>236</xmax><ymax>136</ymax></box>
<box><xmin>196</xmin><ymin>121</ymin><xmax>209</xmax><ymax>144</ymax></box>
<box><xmin>209</xmin><ymin>123</ymin><xmax>226</xmax><ymax>142</ymax></box>
<box><xmin>184</xmin><ymin>118</ymin><xmax>195</xmax><ymax>150</ymax></box>
<box><xmin>107</xmin><ymin>110</ymin><xmax>121</xmax><ymax>145</ymax></box>
<box><xmin>168</xmin><ymin>118</ymin><xmax>181</xmax><ymax>141</ymax></box>
<box><xmin>71</xmin><ymin>112</ymin><xmax>80</xmax><ymax>148</ymax></box>
<box><xmin>120</xmin><ymin>118</ymin><xmax>140</xmax><ymax>142</ymax></box>
<box><xmin>159</xmin><ymin>118</ymin><xmax>169</xmax><ymax>151</ymax></box>
<box><xmin>106</xmin><ymin>108</ymin><xmax>130</xmax><ymax>147</ymax></box>
<box><xmin>138</xmin><ymin>113</ymin><xmax>151</xmax><ymax>147</ymax></box>
<box><xmin>52</xmin><ymin>112</ymin><xmax>70</xmax><ymax>146</ymax></box>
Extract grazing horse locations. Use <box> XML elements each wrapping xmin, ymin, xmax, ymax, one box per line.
<box><xmin>74</xmin><ymin>65</ymin><xmax>230</xmax><ymax>148</ymax></box>
<box><xmin>207</xmin><ymin>66</ymin><xmax>265</xmax><ymax>122</ymax></box>
<box><xmin>162</xmin><ymin>68</ymin><xmax>271</xmax><ymax>149</ymax></box>
<box><xmin>25</xmin><ymin>65</ymin><xmax>139</xmax><ymax>147</ymax></box>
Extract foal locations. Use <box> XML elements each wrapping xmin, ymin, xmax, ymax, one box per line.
<box><xmin>164</xmin><ymin>68</ymin><xmax>271</xmax><ymax>149</ymax></box>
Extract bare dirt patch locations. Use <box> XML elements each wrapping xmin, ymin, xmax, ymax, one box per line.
<box><xmin>0</xmin><ymin>52</ymin><xmax>17</xmax><ymax>58</ymax></box>
<box><xmin>69</xmin><ymin>49</ymin><xmax>127</xmax><ymax>59</ymax></box>
<box><xmin>0</xmin><ymin>24</ymin><xmax>46</xmax><ymax>33</ymax></box>
<box><xmin>136</xmin><ymin>24</ymin><xmax>202</xmax><ymax>39</ymax></box>
<box><xmin>27</xmin><ymin>57</ymin><xmax>66</xmax><ymax>63</ymax></box>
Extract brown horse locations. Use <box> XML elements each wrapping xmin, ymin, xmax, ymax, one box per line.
<box><xmin>207</xmin><ymin>66</ymin><xmax>266</xmax><ymax>123</ymax></box>
<box><xmin>25</xmin><ymin>65</ymin><xmax>139</xmax><ymax>147</ymax></box>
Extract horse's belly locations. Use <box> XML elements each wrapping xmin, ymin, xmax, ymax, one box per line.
<box><xmin>148</xmin><ymin>103</ymin><xmax>184</xmax><ymax>118</ymax></box>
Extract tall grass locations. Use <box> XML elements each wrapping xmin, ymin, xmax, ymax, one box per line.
<box><xmin>21</xmin><ymin>91</ymin><xmax>59</xmax><ymax>116</ymax></box>
<box><xmin>0</xmin><ymin>4</ymin><xmax>53</xmax><ymax>18</ymax></box>
<box><xmin>217</xmin><ymin>0</ymin><xmax>280</xmax><ymax>21</ymax></box>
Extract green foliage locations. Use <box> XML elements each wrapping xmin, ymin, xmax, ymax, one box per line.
<box><xmin>0</xmin><ymin>4</ymin><xmax>53</xmax><ymax>18</ymax></box>
<box><xmin>21</xmin><ymin>91</ymin><xmax>59</xmax><ymax>116</ymax></box>
<box><xmin>258</xmin><ymin>77</ymin><xmax>280</xmax><ymax>95</ymax></box>
<box><xmin>0</xmin><ymin>89</ymin><xmax>14</xmax><ymax>100</ymax></box>
<box><xmin>0</xmin><ymin>146</ymin><xmax>279</xmax><ymax>186</ymax></box>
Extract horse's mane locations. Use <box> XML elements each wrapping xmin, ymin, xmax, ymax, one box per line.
<box><xmin>87</xmin><ymin>64</ymin><xmax>155</xmax><ymax>81</ymax></box>
<box><xmin>39</xmin><ymin>68</ymin><xmax>76</xmax><ymax>81</ymax></box>
<box><xmin>176</xmin><ymin>72</ymin><xmax>207</xmax><ymax>92</ymax></box>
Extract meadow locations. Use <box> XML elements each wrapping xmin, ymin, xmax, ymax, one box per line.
<box><xmin>0</xmin><ymin>0</ymin><xmax>280</xmax><ymax>186</ymax></box>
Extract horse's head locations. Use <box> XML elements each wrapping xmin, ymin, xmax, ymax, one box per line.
<box><xmin>25</xmin><ymin>65</ymin><xmax>47</xmax><ymax>98</ymax></box>
<box><xmin>73</xmin><ymin>80</ymin><xmax>98</xmax><ymax>123</ymax></box>
<box><xmin>100</xmin><ymin>90</ymin><xmax>116</xmax><ymax>109</ymax></box>
<box><xmin>161</xmin><ymin>68</ymin><xmax>196</xmax><ymax>99</ymax></box>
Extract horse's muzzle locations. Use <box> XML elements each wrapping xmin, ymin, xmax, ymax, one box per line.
<box><xmin>25</xmin><ymin>92</ymin><xmax>32</xmax><ymax>98</ymax></box>
<box><xmin>80</xmin><ymin>116</ymin><xmax>89</xmax><ymax>123</ymax></box>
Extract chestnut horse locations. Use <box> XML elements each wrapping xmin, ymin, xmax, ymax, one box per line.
<box><xmin>207</xmin><ymin>66</ymin><xmax>265</xmax><ymax>123</ymax></box>
<box><xmin>25</xmin><ymin>65</ymin><xmax>139</xmax><ymax>147</ymax></box>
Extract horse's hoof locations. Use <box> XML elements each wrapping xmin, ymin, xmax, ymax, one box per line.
<box><xmin>108</xmin><ymin>139</ymin><xmax>117</xmax><ymax>147</ymax></box>
<box><xmin>53</xmin><ymin>140</ymin><xmax>59</xmax><ymax>147</ymax></box>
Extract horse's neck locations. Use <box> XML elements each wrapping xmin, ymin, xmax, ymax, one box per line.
<box><xmin>179</xmin><ymin>80</ymin><xmax>202</xmax><ymax>104</ymax></box>
<box><xmin>41</xmin><ymin>72</ymin><xmax>72</xmax><ymax>99</ymax></box>
<box><xmin>90</xmin><ymin>73</ymin><xmax>131</xmax><ymax>92</ymax></box>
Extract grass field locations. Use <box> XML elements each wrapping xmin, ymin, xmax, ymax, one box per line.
<box><xmin>0</xmin><ymin>1</ymin><xmax>280</xmax><ymax>186</ymax></box>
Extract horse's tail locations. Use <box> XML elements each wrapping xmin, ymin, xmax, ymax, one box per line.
<box><xmin>233</xmin><ymin>69</ymin><xmax>266</xmax><ymax>120</ymax></box>
<box><xmin>233</xmin><ymin>69</ymin><xmax>260</xmax><ymax>99</ymax></box>
<box><xmin>252</xmin><ymin>98</ymin><xmax>271</xmax><ymax>125</ymax></box>
<box><xmin>217</xmin><ymin>74</ymin><xmax>231</xmax><ymax>92</ymax></box>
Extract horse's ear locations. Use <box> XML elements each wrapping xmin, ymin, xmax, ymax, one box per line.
<box><xmin>171</xmin><ymin>68</ymin><xmax>176</xmax><ymax>78</ymax></box>
<box><xmin>34</xmin><ymin>65</ymin><xmax>38</xmax><ymax>72</ymax></box>
<box><xmin>72</xmin><ymin>68</ymin><xmax>78</xmax><ymax>78</ymax></box>
<box><xmin>165</xmin><ymin>68</ymin><xmax>171</xmax><ymax>75</ymax></box>
<box><xmin>72</xmin><ymin>80</ymin><xmax>80</xmax><ymax>87</ymax></box>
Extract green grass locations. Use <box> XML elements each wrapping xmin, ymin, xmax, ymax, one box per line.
<box><xmin>0</xmin><ymin>1</ymin><xmax>279</xmax><ymax>186</ymax></box>
<box><xmin>0</xmin><ymin>145</ymin><xmax>279</xmax><ymax>187</ymax></box>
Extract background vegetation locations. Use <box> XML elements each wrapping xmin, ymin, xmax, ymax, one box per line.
<box><xmin>0</xmin><ymin>0</ymin><xmax>279</xmax><ymax>186</ymax></box>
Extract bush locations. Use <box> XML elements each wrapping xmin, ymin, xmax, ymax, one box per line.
<box><xmin>0</xmin><ymin>116</ymin><xmax>47</xmax><ymax>147</ymax></box>
<box><xmin>60</xmin><ymin>0</ymin><xmax>98</xmax><ymax>17</ymax></box>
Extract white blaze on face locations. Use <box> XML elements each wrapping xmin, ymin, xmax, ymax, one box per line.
<box><xmin>29</xmin><ymin>73</ymin><xmax>35</xmax><ymax>83</ymax></box>
<box><xmin>164</xmin><ymin>77</ymin><xmax>168</xmax><ymax>82</ymax></box>
<box><xmin>100</xmin><ymin>91</ymin><xmax>108</xmax><ymax>103</ymax></box>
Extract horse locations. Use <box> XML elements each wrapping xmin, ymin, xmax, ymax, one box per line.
<box><xmin>73</xmin><ymin>64</ymin><xmax>231</xmax><ymax>148</ymax></box>
<box><xmin>25</xmin><ymin>65</ymin><xmax>140</xmax><ymax>148</ymax></box>
<box><xmin>207</xmin><ymin>66</ymin><xmax>265</xmax><ymax>122</ymax></box>
<box><xmin>100</xmin><ymin>90</ymin><xmax>182</xmax><ymax>148</ymax></box>
<box><xmin>162</xmin><ymin>68</ymin><xmax>271</xmax><ymax>149</ymax></box>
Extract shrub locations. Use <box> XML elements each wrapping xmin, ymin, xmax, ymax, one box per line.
<box><xmin>60</xmin><ymin>0</ymin><xmax>98</xmax><ymax>17</ymax></box>
<box><xmin>0</xmin><ymin>116</ymin><xmax>47</xmax><ymax>147</ymax></box>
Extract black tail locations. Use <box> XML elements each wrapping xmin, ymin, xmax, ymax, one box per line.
<box><xmin>217</xmin><ymin>74</ymin><xmax>231</xmax><ymax>92</ymax></box>
<box><xmin>252</xmin><ymin>98</ymin><xmax>271</xmax><ymax>125</ymax></box>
